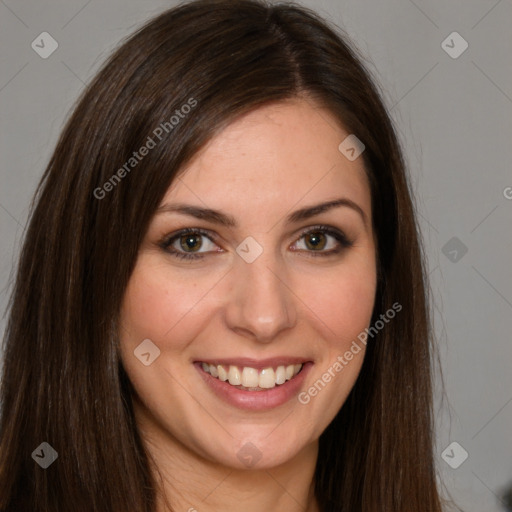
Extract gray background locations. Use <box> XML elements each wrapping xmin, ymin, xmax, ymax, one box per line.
<box><xmin>1</xmin><ymin>0</ymin><xmax>511</xmax><ymax>510</ymax></box>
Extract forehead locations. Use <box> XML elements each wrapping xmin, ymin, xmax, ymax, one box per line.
<box><xmin>161</xmin><ymin>99</ymin><xmax>371</xmax><ymax>225</ymax></box>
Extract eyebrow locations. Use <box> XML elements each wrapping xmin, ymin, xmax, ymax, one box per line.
<box><xmin>155</xmin><ymin>197</ymin><xmax>367</xmax><ymax>228</ymax></box>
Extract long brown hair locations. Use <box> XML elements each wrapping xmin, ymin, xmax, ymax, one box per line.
<box><xmin>0</xmin><ymin>1</ymin><xmax>445</xmax><ymax>510</ymax></box>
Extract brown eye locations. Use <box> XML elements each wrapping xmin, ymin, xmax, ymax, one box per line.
<box><xmin>292</xmin><ymin>225</ymin><xmax>354</xmax><ymax>257</ymax></box>
<box><xmin>304</xmin><ymin>231</ymin><xmax>327</xmax><ymax>251</ymax></box>
<box><xmin>160</xmin><ymin>228</ymin><xmax>219</xmax><ymax>260</ymax></box>
<box><xmin>179</xmin><ymin>233</ymin><xmax>203</xmax><ymax>252</ymax></box>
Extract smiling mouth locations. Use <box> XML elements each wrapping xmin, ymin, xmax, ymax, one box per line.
<box><xmin>199</xmin><ymin>362</ymin><xmax>304</xmax><ymax>391</ymax></box>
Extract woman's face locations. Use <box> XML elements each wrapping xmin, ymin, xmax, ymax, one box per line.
<box><xmin>119</xmin><ymin>98</ymin><xmax>377</xmax><ymax>470</ymax></box>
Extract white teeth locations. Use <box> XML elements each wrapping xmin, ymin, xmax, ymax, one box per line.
<box><xmin>275</xmin><ymin>365</ymin><xmax>286</xmax><ymax>385</ymax></box>
<box><xmin>208</xmin><ymin>364</ymin><xmax>218</xmax><ymax>378</ymax></box>
<box><xmin>201</xmin><ymin>362</ymin><xmax>304</xmax><ymax>389</ymax></box>
<box><xmin>217</xmin><ymin>365</ymin><xmax>228</xmax><ymax>381</ymax></box>
<box><xmin>259</xmin><ymin>367</ymin><xmax>276</xmax><ymax>389</ymax></box>
<box><xmin>228</xmin><ymin>365</ymin><xmax>242</xmax><ymax>386</ymax></box>
<box><xmin>241</xmin><ymin>367</ymin><xmax>259</xmax><ymax>388</ymax></box>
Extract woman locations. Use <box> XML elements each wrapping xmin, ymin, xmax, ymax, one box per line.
<box><xmin>0</xmin><ymin>0</ymin><xmax>447</xmax><ymax>510</ymax></box>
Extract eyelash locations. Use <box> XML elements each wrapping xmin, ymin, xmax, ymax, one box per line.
<box><xmin>158</xmin><ymin>225</ymin><xmax>354</xmax><ymax>261</ymax></box>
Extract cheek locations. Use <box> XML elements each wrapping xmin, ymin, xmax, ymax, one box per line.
<box><xmin>118</xmin><ymin>257</ymin><xmax>209</xmax><ymax>407</ymax></box>
<box><xmin>120</xmin><ymin>256</ymin><xmax>211</xmax><ymax>344</ymax></box>
<box><xmin>295</xmin><ymin>263</ymin><xmax>376</xmax><ymax>436</ymax></box>
<box><xmin>325</xmin><ymin>273</ymin><xmax>375</xmax><ymax>338</ymax></box>
<box><xmin>301</xmin><ymin>257</ymin><xmax>377</xmax><ymax>346</ymax></box>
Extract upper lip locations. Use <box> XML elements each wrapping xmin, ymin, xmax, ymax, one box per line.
<box><xmin>195</xmin><ymin>357</ymin><xmax>311</xmax><ymax>370</ymax></box>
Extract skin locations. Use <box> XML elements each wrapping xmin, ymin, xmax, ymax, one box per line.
<box><xmin>119</xmin><ymin>97</ymin><xmax>377</xmax><ymax>512</ymax></box>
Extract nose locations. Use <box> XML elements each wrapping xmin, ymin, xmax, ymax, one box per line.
<box><xmin>224</xmin><ymin>248</ymin><xmax>297</xmax><ymax>343</ymax></box>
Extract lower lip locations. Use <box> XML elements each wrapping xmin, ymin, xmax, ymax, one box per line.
<box><xmin>194</xmin><ymin>362</ymin><xmax>314</xmax><ymax>411</ymax></box>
